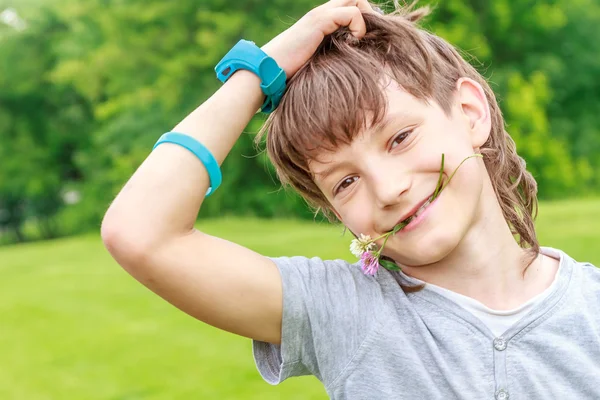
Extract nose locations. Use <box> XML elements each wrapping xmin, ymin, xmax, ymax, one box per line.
<box><xmin>370</xmin><ymin>164</ymin><xmax>412</xmax><ymax>209</ymax></box>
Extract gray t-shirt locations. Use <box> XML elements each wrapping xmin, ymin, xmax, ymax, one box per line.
<box><xmin>253</xmin><ymin>247</ymin><xmax>600</xmax><ymax>399</ymax></box>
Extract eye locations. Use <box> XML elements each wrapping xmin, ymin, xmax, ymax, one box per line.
<box><xmin>390</xmin><ymin>129</ymin><xmax>413</xmax><ymax>150</ymax></box>
<box><xmin>334</xmin><ymin>176</ymin><xmax>358</xmax><ymax>195</ymax></box>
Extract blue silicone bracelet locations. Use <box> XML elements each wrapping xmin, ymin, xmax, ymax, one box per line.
<box><xmin>153</xmin><ymin>132</ymin><xmax>222</xmax><ymax>196</ymax></box>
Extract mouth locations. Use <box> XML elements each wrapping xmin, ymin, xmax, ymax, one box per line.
<box><xmin>394</xmin><ymin>192</ymin><xmax>436</xmax><ymax>229</ymax></box>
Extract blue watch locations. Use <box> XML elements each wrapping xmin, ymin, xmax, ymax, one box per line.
<box><xmin>215</xmin><ymin>39</ymin><xmax>287</xmax><ymax>113</ymax></box>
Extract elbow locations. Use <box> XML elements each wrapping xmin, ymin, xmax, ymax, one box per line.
<box><xmin>101</xmin><ymin>214</ymin><xmax>154</xmax><ymax>269</ymax></box>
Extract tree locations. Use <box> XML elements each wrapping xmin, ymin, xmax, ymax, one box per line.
<box><xmin>0</xmin><ymin>4</ymin><xmax>92</xmax><ymax>241</ymax></box>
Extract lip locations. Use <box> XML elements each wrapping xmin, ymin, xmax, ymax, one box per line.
<box><xmin>394</xmin><ymin>192</ymin><xmax>435</xmax><ymax>228</ymax></box>
<box><xmin>400</xmin><ymin>193</ymin><xmax>440</xmax><ymax>233</ymax></box>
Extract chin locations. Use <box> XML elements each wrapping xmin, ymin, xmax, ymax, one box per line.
<box><xmin>385</xmin><ymin>225</ymin><xmax>463</xmax><ymax>267</ymax></box>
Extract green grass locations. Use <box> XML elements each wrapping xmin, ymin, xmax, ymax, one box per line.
<box><xmin>1</xmin><ymin>198</ymin><xmax>599</xmax><ymax>399</ymax></box>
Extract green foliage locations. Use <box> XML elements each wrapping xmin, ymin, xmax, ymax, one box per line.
<box><xmin>422</xmin><ymin>0</ymin><xmax>600</xmax><ymax>198</ymax></box>
<box><xmin>0</xmin><ymin>0</ymin><xmax>599</xmax><ymax>243</ymax></box>
<box><xmin>0</xmin><ymin>4</ymin><xmax>92</xmax><ymax>241</ymax></box>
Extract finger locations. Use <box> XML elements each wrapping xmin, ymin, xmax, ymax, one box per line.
<box><xmin>327</xmin><ymin>0</ymin><xmax>377</xmax><ymax>14</ymax></box>
<box><xmin>315</xmin><ymin>0</ymin><xmax>378</xmax><ymax>18</ymax></box>
<box><xmin>356</xmin><ymin>0</ymin><xmax>378</xmax><ymax>14</ymax></box>
<box><xmin>325</xmin><ymin>0</ymin><xmax>360</xmax><ymax>8</ymax></box>
<box><xmin>320</xmin><ymin>6</ymin><xmax>367</xmax><ymax>38</ymax></box>
<box><xmin>308</xmin><ymin>0</ymin><xmax>354</xmax><ymax>20</ymax></box>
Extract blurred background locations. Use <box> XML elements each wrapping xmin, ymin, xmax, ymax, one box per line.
<box><xmin>0</xmin><ymin>0</ymin><xmax>599</xmax><ymax>398</ymax></box>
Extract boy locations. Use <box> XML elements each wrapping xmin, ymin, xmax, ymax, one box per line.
<box><xmin>101</xmin><ymin>1</ymin><xmax>600</xmax><ymax>398</ymax></box>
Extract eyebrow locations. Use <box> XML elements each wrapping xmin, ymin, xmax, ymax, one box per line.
<box><xmin>313</xmin><ymin>162</ymin><xmax>350</xmax><ymax>181</ymax></box>
<box><xmin>372</xmin><ymin>110</ymin><xmax>414</xmax><ymax>133</ymax></box>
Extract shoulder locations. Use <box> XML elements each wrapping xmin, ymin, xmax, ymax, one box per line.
<box><xmin>270</xmin><ymin>255</ymin><xmax>358</xmax><ymax>272</ymax></box>
<box><xmin>547</xmin><ymin>247</ymin><xmax>600</xmax><ymax>292</ymax></box>
<box><xmin>576</xmin><ymin>257</ymin><xmax>600</xmax><ymax>287</ymax></box>
<box><xmin>270</xmin><ymin>255</ymin><xmax>356</xmax><ymax>272</ymax></box>
<box><xmin>551</xmin><ymin>248</ymin><xmax>599</xmax><ymax>274</ymax></box>
<box><xmin>268</xmin><ymin>255</ymin><xmax>398</xmax><ymax>298</ymax></box>
<box><xmin>269</xmin><ymin>255</ymin><xmax>377</xmax><ymax>285</ymax></box>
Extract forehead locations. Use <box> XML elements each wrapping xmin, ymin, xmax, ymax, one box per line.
<box><xmin>309</xmin><ymin>82</ymin><xmax>431</xmax><ymax>171</ymax></box>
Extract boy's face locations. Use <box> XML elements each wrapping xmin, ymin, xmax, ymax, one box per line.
<box><xmin>311</xmin><ymin>79</ymin><xmax>492</xmax><ymax>267</ymax></box>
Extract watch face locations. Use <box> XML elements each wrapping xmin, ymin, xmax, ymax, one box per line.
<box><xmin>259</xmin><ymin>57</ymin><xmax>278</xmax><ymax>80</ymax></box>
<box><xmin>260</xmin><ymin>57</ymin><xmax>286</xmax><ymax>95</ymax></box>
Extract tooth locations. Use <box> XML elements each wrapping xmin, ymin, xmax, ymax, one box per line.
<box><xmin>403</xmin><ymin>197</ymin><xmax>433</xmax><ymax>224</ymax></box>
<box><xmin>414</xmin><ymin>200</ymin><xmax>430</xmax><ymax>218</ymax></box>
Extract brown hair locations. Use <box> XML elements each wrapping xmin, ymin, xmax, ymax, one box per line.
<box><xmin>257</xmin><ymin>3</ymin><xmax>540</xmax><ymax>270</ymax></box>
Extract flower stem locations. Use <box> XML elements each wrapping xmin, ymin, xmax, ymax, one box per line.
<box><xmin>437</xmin><ymin>153</ymin><xmax>483</xmax><ymax>194</ymax></box>
<box><xmin>377</xmin><ymin>231</ymin><xmax>393</xmax><ymax>256</ymax></box>
<box><xmin>431</xmin><ymin>153</ymin><xmax>445</xmax><ymax>200</ymax></box>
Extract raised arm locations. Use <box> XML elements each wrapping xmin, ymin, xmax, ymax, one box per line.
<box><xmin>100</xmin><ymin>0</ymin><xmax>375</xmax><ymax>344</ymax></box>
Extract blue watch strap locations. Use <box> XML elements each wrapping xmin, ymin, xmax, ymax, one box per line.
<box><xmin>153</xmin><ymin>132</ymin><xmax>222</xmax><ymax>196</ymax></box>
<box><xmin>215</xmin><ymin>39</ymin><xmax>286</xmax><ymax>113</ymax></box>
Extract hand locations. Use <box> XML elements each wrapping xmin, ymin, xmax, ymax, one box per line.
<box><xmin>262</xmin><ymin>0</ymin><xmax>377</xmax><ymax>79</ymax></box>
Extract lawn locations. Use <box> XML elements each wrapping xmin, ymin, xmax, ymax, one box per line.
<box><xmin>1</xmin><ymin>198</ymin><xmax>598</xmax><ymax>399</ymax></box>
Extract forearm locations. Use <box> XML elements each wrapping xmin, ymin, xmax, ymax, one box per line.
<box><xmin>102</xmin><ymin>70</ymin><xmax>263</xmax><ymax>246</ymax></box>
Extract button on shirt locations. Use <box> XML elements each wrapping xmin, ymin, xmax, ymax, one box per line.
<box><xmin>253</xmin><ymin>248</ymin><xmax>600</xmax><ymax>399</ymax></box>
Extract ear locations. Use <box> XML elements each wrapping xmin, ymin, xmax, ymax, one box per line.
<box><xmin>455</xmin><ymin>78</ymin><xmax>491</xmax><ymax>149</ymax></box>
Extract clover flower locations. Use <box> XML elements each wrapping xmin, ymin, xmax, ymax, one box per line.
<box><xmin>350</xmin><ymin>234</ymin><xmax>375</xmax><ymax>257</ymax></box>
<box><xmin>360</xmin><ymin>251</ymin><xmax>380</xmax><ymax>276</ymax></box>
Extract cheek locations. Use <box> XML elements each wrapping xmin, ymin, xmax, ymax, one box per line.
<box><xmin>441</xmin><ymin>161</ymin><xmax>486</xmax><ymax>234</ymax></box>
<box><xmin>432</xmin><ymin>120</ymin><xmax>481</xmax><ymax>181</ymax></box>
<box><xmin>409</xmin><ymin>123</ymin><xmax>469</xmax><ymax>171</ymax></box>
<box><xmin>337</xmin><ymin>197</ymin><xmax>375</xmax><ymax>237</ymax></box>
<box><xmin>429</xmin><ymin>114</ymin><xmax>473</xmax><ymax>150</ymax></box>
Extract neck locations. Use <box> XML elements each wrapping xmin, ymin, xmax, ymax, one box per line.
<box><xmin>400</xmin><ymin>178</ymin><xmax>557</xmax><ymax>310</ymax></box>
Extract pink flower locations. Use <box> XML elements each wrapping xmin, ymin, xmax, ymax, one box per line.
<box><xmin>360</xmin><ymin>251</ymin><xmax>380</xmax><ymax>276</ymax></box>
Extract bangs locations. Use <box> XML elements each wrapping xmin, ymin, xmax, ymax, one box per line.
<box><xmin>260</xmin><ymin>13</ymin><xmax>449</xmax><ymax>176</ymax></box>
<box><xmin>266</xmin><ymin>33</ymin><xmax>390</xmax><ymax>167</ymax></box>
